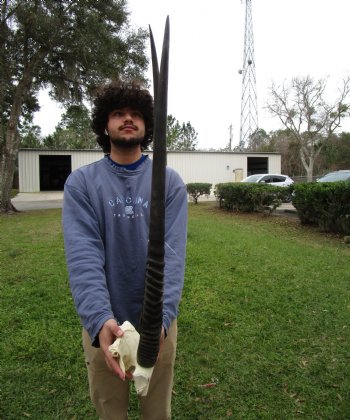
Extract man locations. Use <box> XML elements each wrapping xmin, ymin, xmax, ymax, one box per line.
<box><xmin>63</xmin><ymin>81</ymin><xmax>187</xmax><ymax>419</ymax></box>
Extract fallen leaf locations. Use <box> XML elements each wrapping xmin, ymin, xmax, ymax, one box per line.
<box><xmin>300</xmin><ymin>359</ymin><xmax>308</xmax><ymax>368</ymax></box>
<box><xmin>200</xmin><ymin>383</ymin><xmax>217</xmax><ymax>388</ymax></box>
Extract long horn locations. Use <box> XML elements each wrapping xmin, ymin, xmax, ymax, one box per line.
<box><xmin>137</xmin><ymin>16</ymin><xmax>170</xmax><ymax>368</ymax></box>
<box><xmin>149</xmin><ymin>25</ymin><xmax>159</xmax><ymax>102</ymax></box>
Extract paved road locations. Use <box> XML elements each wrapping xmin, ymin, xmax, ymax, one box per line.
<box><xmin>11</xmin><ymin>192</ymin><xmax>297</xmax><ymax>215</ymax></box>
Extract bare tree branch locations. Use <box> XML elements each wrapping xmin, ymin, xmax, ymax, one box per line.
<box><xmin>266</xmin><ymin>76</ymin><xmax>350</xmax><ymax>181</ymax></box>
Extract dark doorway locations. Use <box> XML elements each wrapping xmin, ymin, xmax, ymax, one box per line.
<box><xmin>247</xmin><ymin>157</ymin><xmax>268</xmax><ymax>176</ymax></box>
<box><xmin>39</xmin><ymin>155</ymin><xmax>71</xmax><ymax>191</ymax></box>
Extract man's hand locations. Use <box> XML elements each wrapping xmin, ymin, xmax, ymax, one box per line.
<box><xmin>99</xmin><ymin>319</ymin><xmax>126</xmax><ymax>380</ymax></box>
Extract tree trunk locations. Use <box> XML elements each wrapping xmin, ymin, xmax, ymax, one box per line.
<box><xmin>0</xmin><ymin>103</ymin><xmax>22</xmax><ymax>213</ymax></box>
<box><xmin>299</xmin><ymin>145</ymin><xmax>315</xmax><ymax>182</ymax></box>
<box><xmin>0</xmin><ymin>51</ymin><xmax>45</xmax><ymax>213</ymax></box>
<box><xmin>305</xmin><ymin>163</ymin><xmax>314</xmax><ymax>183</ymax></box>
<box><xmin>0</xmin><ymin>109</ymin><xmax>22</xmax><ymax>212</ymax></box>
<box><xmin>0</xmin><ymin>136</ymin><xmax>18</xmax><ymax>213</ymax></box>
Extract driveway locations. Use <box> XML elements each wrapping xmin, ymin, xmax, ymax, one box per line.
<box><xmin>11</xmin><ymin>192</ymin><xmax>63</xmax><ymax>211</ymax></box>
<box><xmin>11</xmin><ymin>192</ymin><xmax>297</xmax><ymax>215</ymax></box>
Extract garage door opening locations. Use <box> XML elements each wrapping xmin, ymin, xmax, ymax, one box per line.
<box><xmin>247</xmin><ymin>157</ymin><xmax>268</xmax><ymax>176</ymax></box>
<box><xmin>39</xmin><ymin>155</ymin><xmax>71</xmax><ymax>191</ymax></box>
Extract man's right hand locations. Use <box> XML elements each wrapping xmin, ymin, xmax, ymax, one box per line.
<box><xmin>99</xmin><ymin>319</ymin><xmax>126</xmax><ymax>380</ymax></box>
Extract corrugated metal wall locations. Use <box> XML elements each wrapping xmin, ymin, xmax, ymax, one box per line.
<box><xmin>18</xmin><ymin>149</ymin><xmax>281</xmax><ymax>192</ymax></box>
<box><xmin>70</xmin><ymin>151</ymin><xmax>104</xmax><ymax>171</ymax></box>
<box><xmin>18</xmin><ymin>150</ymin><xmax>40</xmax><ymax>192</ymax></box>
<box><xmin>18</xmin><ymin>150</ymin><xmax>104</xmax><ymax>192</ymax></box>
<box><xmin>165</xmin><ymin>152</ymin><xmax>281</xmax><ymax>184</ymax></box>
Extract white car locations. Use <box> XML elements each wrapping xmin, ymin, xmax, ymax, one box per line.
<box><xmin>241</xmin><ymin>174</ymin><xmax>294</xmax><ymax>187</ymax></box>
<box><xmin>317</xmin><ymin>170</ymin><xmax>350</xmax><ymax>182</ymax></box>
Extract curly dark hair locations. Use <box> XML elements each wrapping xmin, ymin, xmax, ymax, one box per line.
<box><xmin>91</xmin><ymin>81</ymin><xmax>154</xmax><ymax>153</ymax></box>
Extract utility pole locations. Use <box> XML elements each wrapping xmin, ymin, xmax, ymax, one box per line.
<box><xmin>238</xmin><ymin>0</ymin><xmax>258</xmax><ymax>150</ymax></box>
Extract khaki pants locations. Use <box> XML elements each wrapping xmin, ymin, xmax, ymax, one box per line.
<box><xmin>82</xmin><ymin>321</ymin><xmax>177</xmax><ymax>420</ymax></box>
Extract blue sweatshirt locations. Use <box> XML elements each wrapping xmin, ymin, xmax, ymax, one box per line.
<box><xmin>63</xmin><ymin>156</ymin><xmax>188</xmax><ymax>345</ymax></box>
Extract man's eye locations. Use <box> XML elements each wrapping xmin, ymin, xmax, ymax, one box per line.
<box><xmin>132</xmin><ymin>111</ymin><xmax>143</xmax><ymax>118</ymax></box>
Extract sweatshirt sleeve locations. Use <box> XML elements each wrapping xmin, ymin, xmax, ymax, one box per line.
<box><xmin>62</xmin><ymin>173</ymin><xmax>114</xmax><ymax>346</ymax></box>
<box><xmin>162</xmin><ymin>170</ymin><xmax>188</xmax><ymax>331</ymax></box>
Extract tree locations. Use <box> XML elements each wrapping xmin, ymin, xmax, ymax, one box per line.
<box><xmin>269</xmin><ymin>129</ymin><xmax>304</xmax><ymax>177</ymax></box>
<box><xmin>318</xmin><ymin>132</ymin><xmax>350</xmax><ymax>172</ymax></box>
<box><xmin>0</xmin><ymin>1</ymin><xmax>148</xmax><ymax>213</ymax></box>
<box><xmin>331</xmin><ymin>132</ymin><xmax>350</xmax><ymax>169</ymax></box>
<box><xmin>186</xmin><ymin>183</ymin><xmax>212</xmax><ymax>204</ymax></box>
<box><xmin>246</xmin><ymin>128</ymin><xmax>271</xmax><ymax>152</ymax></box>
<box><xmin>42</xmin><ymin>104</ymin><xmax>97</xmax><ymax>149</ymax></box>
<box><xmin>166</xmin><ymin>114</ymin><xmax>198</xmax><ymax>150</ymax></box>
<box><xmin>266</xmin><ymin>76</ymin><xmax>350</xmax><ymax>182</ymax></box>
<box><xmin>19</xmin><ymin>122</ymin><xmax>43</xmax><ymax>149</ymax></box>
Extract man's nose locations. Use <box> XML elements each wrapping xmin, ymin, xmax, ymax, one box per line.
<box><xmin>124</xmin><ymin>112</ymin><xmax>133</xmax><ymax>121</ymax></box>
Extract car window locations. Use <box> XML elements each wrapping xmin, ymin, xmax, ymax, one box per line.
<box><xmin>271</xmin><ymin>176</ymin><xmax>286</xmax><ymax>183</ymax></box>
<box><xmin>260</xmin><ymin>176</ymin><xmax>271</xmax><ymax>183</ymax></box>
<box><xmin>242</xmin><ymin>174</ymin><xmax>263</xmax><ymax>182</ymax></box>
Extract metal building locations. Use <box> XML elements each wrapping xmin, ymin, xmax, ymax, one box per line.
<box><xmin>18</xmin><ymin>149</ymin><xmax>281</xmax><ymax>193</ymax></box>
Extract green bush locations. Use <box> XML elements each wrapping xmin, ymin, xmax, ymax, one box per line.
<box><xmin>292</xmin><ymin>181</ymin><xmax>350</xmax><ymax>233</ymax></box>
<box><xmin>214</xmin><ymin>182</ymin><xmax>285</xmax><ymax>213</ymax></box>
<box><xmin>186</xmin><ymin>183</ymin><xmax>212</xmax><ymax>204</ymax></box>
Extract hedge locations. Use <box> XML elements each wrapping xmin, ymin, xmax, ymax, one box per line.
<box><xmin>214</xmin><ymin>183</ymin><xmax>287</xmax><ymax>213</ymax></box>
<box><xmin>292</xmin><ymin>181</ymin><xmax>350</xmax><ymax>234</ymax></box>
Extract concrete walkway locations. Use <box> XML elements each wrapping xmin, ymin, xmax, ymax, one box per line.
<box><xmin>11</xmin><ymin>192</ymin><xmax>297</xmax><ymax>214</ymax></box>
<box><xmin>274</xmin><ymin>202</ymin><xmax>298</xmax><ymax>216</ymax></box>
<box><xmin>12</xmin><ymin>192</ymin><xmax>63</xmax><ymax>210</ymax></box>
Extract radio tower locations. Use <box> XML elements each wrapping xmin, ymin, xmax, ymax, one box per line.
<box><xmin>238</xmin><ymin>0</ymin><xmax>258</xmax><ymax>150</ymax></box>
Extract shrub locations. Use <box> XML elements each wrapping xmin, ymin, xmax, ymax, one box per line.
<box><xmin>292</xmin><ymin>181</ymin><xmax>350</xmax><ymax>234</ymax></box>
<box><xmin>280</xmin><ymin>184</ymin><xmax>294</xmax><ymax>203</ymax></box>
<box><xmin>186</xmin><ymin>183</ymin><xmax>212</xmax><ymax>204</ymax></box>
<box><xmin>214</xmin><ymin>183</ymin><xmax>284</xmax><ymax>213</ymax></box>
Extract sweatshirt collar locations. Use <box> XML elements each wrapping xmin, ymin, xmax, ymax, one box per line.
<box><xmin>106</xmin><ymin>154</ymin><xmax>148</xmax><ymax>171</ymax></box>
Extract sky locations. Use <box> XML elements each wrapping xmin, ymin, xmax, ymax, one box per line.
<box><xmin>33</xmin><ymin>0</ymin><xmax>350</xmax><ymax>150</ymax></box>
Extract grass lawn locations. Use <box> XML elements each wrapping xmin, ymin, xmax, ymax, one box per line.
<box><xmin>0</xmin><ymin>202</ymin><xmax>349</xmax><ymax>419</ymax></box>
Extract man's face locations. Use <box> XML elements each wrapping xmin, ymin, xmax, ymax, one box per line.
<box><xmin>107</xmin><ymin>106</ymin><xmax>146</xmax><ymax>148</ymax></box>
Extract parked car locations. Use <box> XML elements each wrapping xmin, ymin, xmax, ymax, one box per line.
<box><xmin>241</xmin><ymin>174</ymin><xmax>294</xmax><ymax>187</ymax></box>
<box><xmin>317</xmin><ymin>170</ymin><xmax>350</xmax><ymax>182</ymax></box>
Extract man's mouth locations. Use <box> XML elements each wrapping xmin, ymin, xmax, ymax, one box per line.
<box><xmin>120</xmin><ymin>124</ymin><xmax>137</xmax><ymax>131</ymax></box>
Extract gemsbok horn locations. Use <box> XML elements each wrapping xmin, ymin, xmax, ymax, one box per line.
<box><xmin>137</xmin><ymin>16</ymin><xmax>170</xmax><ymax>368</ymax></box>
